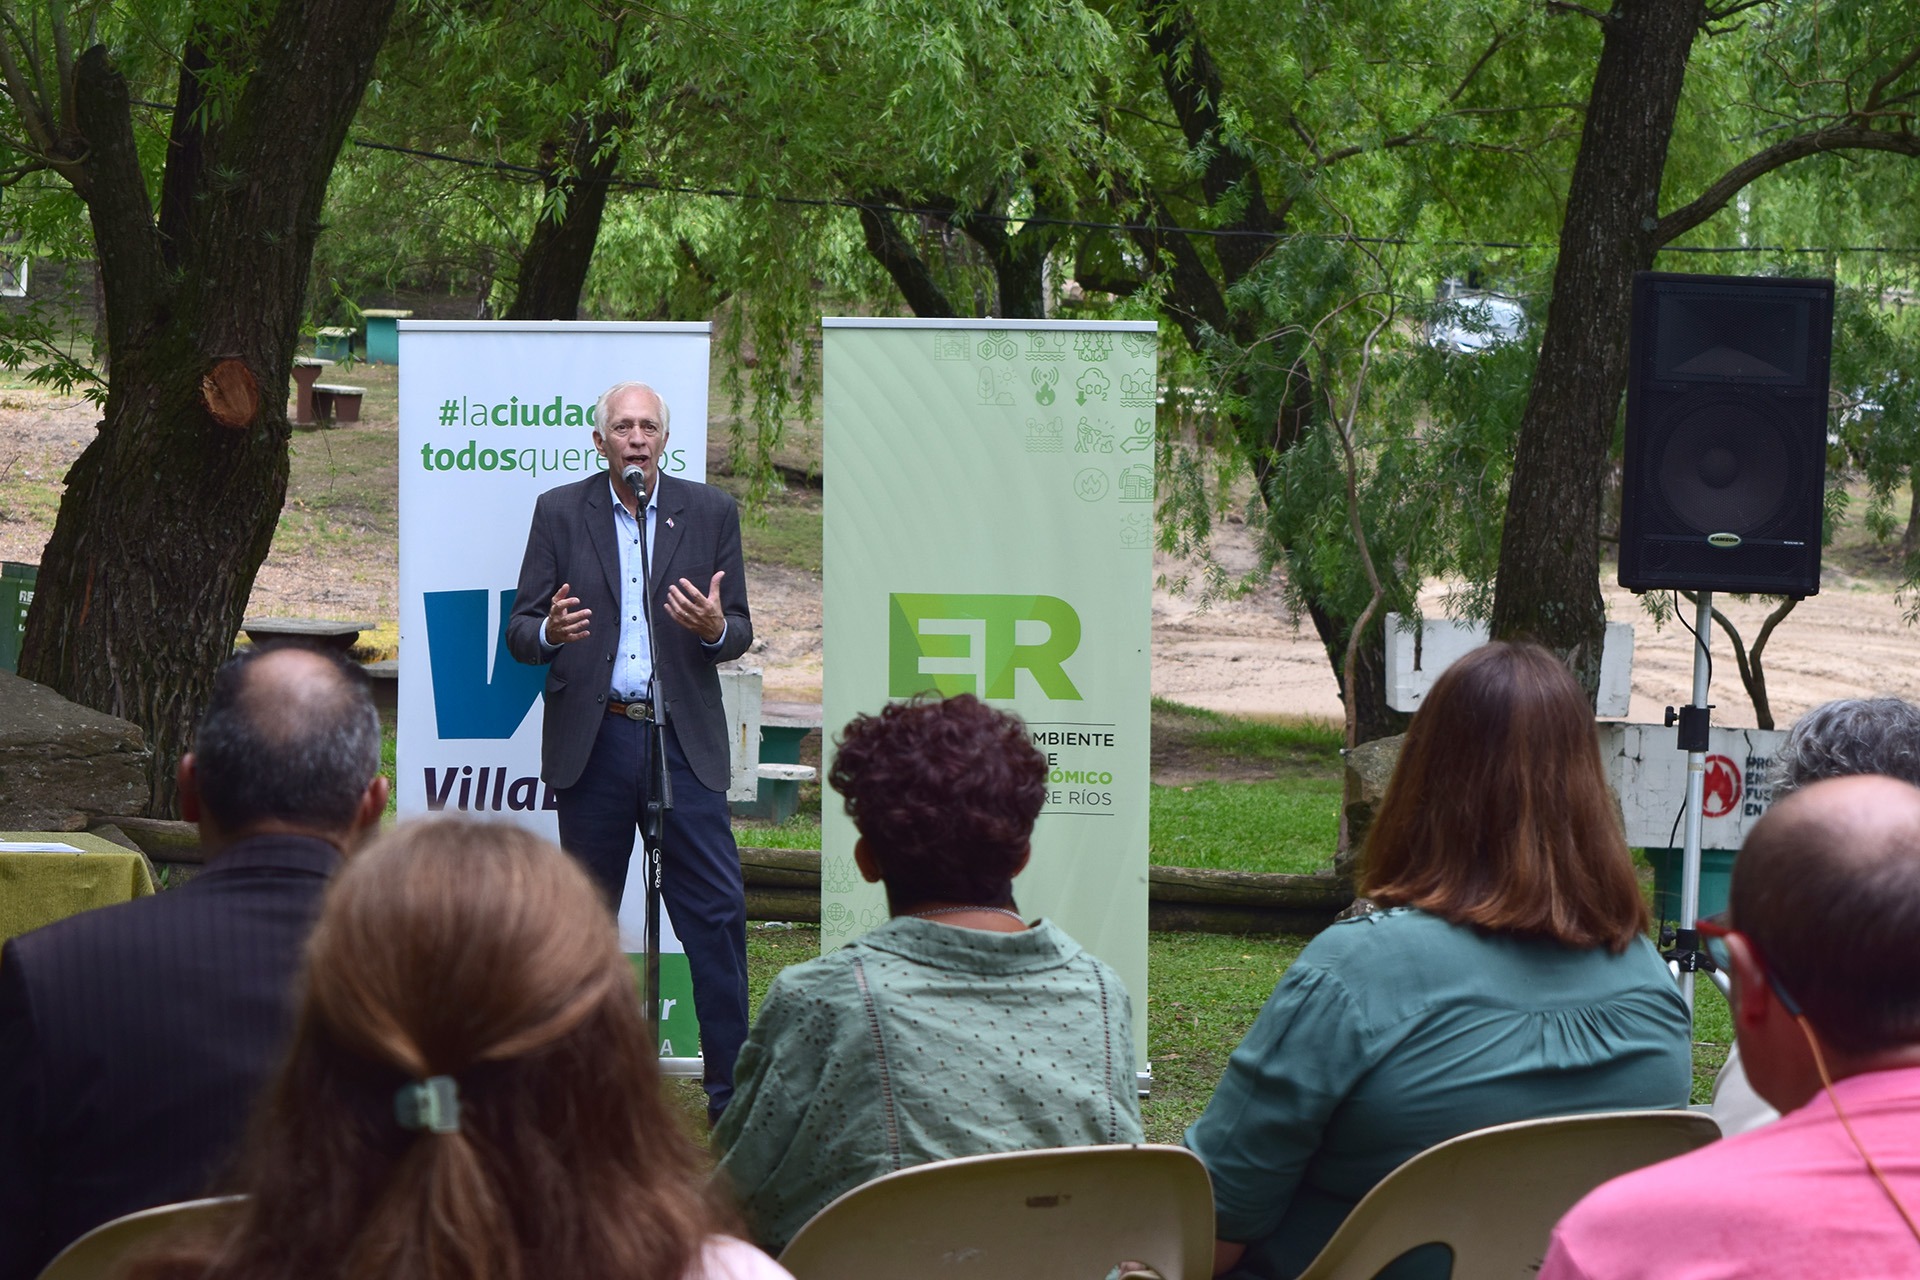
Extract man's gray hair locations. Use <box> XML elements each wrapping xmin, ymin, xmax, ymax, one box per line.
<box><xmin>594</xmin><ymin>381</ymin><xmax>671</xmax><ymax>433</ymax></box>
<box><xmin>194</xmin><ymin>645</ymin><xmax>382</xmax><ymax>832</ymax></box>
<box><xmin>1770</xmin><ymin>697</ymin><xmax>1920</xmax><ymax>795</ymax></box>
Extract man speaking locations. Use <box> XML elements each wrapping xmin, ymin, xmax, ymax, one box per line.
<box><xmin>507</xmin><ymin>379</ymin><xmax>753</xmax><ymax>1121</ymax></box>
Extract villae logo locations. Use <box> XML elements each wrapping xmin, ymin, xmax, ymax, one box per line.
<box><xmin>423</xmin><ymin>588</ymin><xmax>545</xmax><ymax>738</ymax></box>
<box><xmin>888</xmin><ymin>593</ymin><xmax>1083</xmax><ymax>700</ymax></box>
<box><xmin>423</xmin><ymin>764</ymin><xmax>559</xmax><ymax>812</ymax></box>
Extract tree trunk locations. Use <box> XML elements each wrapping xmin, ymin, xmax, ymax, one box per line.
<box><xmin>19</xmin><ymin>1</ymin><xmax>398</xmax><ymax>815</ymax></box>
<box><xmin>504</xmin><ymin>122</ymin><xmax>621</xmax><ymax>321</ymax></box>
<box><xmin>1489</xmin><ymin>0</ymin><xmax>1703</xmax><ymax>695</ymax></box>
<box><xmin>1303</xmin><ymin>602</ymin><xmax>1411</xmax><ymax>745</ymax></box>
<box><xmin>855</xmin><ymin>202</ymin><xmax>959</xmax><ymax>317</ymax></box>
<box><xmin>1903</xmin><ymin>467</ymin><xmax>1920</xmax><ymax>561</ymax></box>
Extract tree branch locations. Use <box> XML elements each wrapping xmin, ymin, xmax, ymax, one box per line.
<box><xmin>1865</xmin><ymin>41</ymin><xmax>1920</xmax><ymax>115</ymax></box>
<box><xmin>0</xmin><ymin>0</ymin><xmax>62</xmax><ymax>167</ymax></box>
<box><xmin>70</xmin><ymin>44</ymin><xmax>166</xmax><ymax>351</ymax></box>
<box><xmin>1332</xmin><ymin>303</ymin><xmax>1396</xmax><ymax>750</ymax></box>
<box><xmin>1656</xmin><ymin>123</ymin><xmax>1920</xmax><ymax>246</ymax></box>
<box><xmin>1545</xmin><ymin>1</ymin><xmax>1611</xmax><ymax>23</ymax></box>
<box><xmin>853</xmin><ymin>199</ymin><xmax>957</xmax><ymax>318</ymax></box>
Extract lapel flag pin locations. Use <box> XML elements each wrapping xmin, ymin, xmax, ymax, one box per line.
<box><xmin>666</xmin><ymin>516</ymin><xmax>675</xmax><ymax>528</ymax></box>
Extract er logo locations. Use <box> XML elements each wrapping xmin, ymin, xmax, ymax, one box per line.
<box><xmin>1702</xmin><ymin>754</ymin><xmax>1741</xmax><ymax>819</ymax></box>
<box><xmin>888</xmin><ymin>593</ymin><xmax>1083</xmax><ymax>701</ymax></box>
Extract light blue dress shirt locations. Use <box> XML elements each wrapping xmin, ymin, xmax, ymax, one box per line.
<box><xmin>540</xmin><ymin>476</ymin><xmax>726</xmax><ymax>705</ymax></box>
<box><xmin>607</xmin><ymin>477</ymin><xmax>659</xmax><ymax>701</ymax></box>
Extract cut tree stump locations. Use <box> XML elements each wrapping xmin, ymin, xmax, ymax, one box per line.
<box><xmin>200</xmin><ymin>358</ymin><xmax>260</xmax><ymax>429</ymax></box>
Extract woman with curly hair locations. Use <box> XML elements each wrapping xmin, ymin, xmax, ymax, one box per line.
<box><xmin>127</xmin><ymin>818</ymin><xmax>790</xmax><ymax>1280</ymax></box>
<box><xmin>1188</xmin><ymin>642</ymin><xmax>1691</xmax><ymax>1280</ymax></box>
<box><xmin>714</xmin><ymin>693</ymin><xmax>1142</xmax><ymax>1252</ymax></box>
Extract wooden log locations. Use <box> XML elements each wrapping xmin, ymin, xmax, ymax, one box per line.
<box><xmin>740</xmin><ymin>846</ymin><xmax>822</xmax><ymax>888</ymax></box>
<box><xmin>201</xmin><ymin>358</ymin><xmax>260</xmax><ymax>429</ymax></box>
<box><xmin>746</xmin><ymin>885</ymin><xmax>821</xmax><ymax>923</ymax></box>
<box><xmin>1149</xmin><ymin>901</ymin><xmax>1348</xmax><ymax>937</ymax></box>
<box><xmin>95</xmin><ymin>815</ymin><xmax>204</xmax><ymax>862</ymax></box>
<box><xmin>1147</xmin><ymin>865</ymin><xmax>1352</xmax><ymax>908</ymax></box>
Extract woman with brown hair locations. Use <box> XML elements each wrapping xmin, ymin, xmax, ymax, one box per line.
<box><xmin>1187</xmin><ymin>642</ymin><xmax>1690</xmax><ymax>1280</ymax></box>
<box><xmin>128</xmin><ymin>817</ymin><xmax>790</xmax><ymax>1280</ymax></box>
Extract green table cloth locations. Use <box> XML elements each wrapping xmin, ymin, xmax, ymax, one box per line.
<box><xmin>0</xmin><ymin>831</ymin><xmax>155</xmax><ymax>949</ymax></box>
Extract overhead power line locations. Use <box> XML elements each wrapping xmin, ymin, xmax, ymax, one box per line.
<box><xmin>350</xmin><ymin>138</ymin><xmax>1920</xmax><ymax>258</ymax></box>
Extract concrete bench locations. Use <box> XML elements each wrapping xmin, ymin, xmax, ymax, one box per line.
<box><xmin>360</xmin><ymin>309</ymin><xmax>412</xmax><ymax>364</ymax></box>
<box><xmin>741</xmin><ymin>702</ymin><xmax>823</xmax><ymax>823</ymax></box>
<box><xmin>313</xmin><ymin>383</ymin><xmax>366</xmax><ymax>424</ymax></box>
<box><xmin>364</xmin><ymin>657</ymin><xmax>397</xmax><ymax>718</ymax></box>
<box><xmin>315</xmin><ymin>326</ymin><xmax>354</xmax><ymax>361</ymax></box>
<box><xmin>290</xmin><ymin>357</ymin><xmax>327</xmax><ymax>425</ymax></box>
<box><xmin>240</xmin><ymin>617</ymin><xmax>375</xmax><ymax>652</ymax></box>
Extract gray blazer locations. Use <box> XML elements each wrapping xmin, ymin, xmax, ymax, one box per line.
<box><xmin>507</xmin><ymin>472</ymin><xmax>752</xmax><ymax>792</ymax></box>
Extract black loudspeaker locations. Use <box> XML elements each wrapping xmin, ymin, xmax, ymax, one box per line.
<box><xmin>1618</xmin><ymin>271</ymin><xmax>1834</xmax><ymax>596</ymax></box>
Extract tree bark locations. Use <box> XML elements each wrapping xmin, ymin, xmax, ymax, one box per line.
<box><xmin>504</xmin><ymin>120</ymin><xmax>622</xmax><ymax>321</ymax></box>
<box><xmin>18</xmin><ymin>0</ymin><xmax>399</xmax><ymax>815</ymax></box>
<box><xmin>1302</xmin><ymin>602</ymin><xmax>1411</xmax><ymax>746</ymax></box>
<box><xmin>855</xmin><ymin>200</ymin><xmax>959</xmax><ymax>318</ymax></box>
<box><xmin>1489</xmin><ymin>0</ymin><xmax>1703</xmax><ymax>693</ymax></box>
<box><xmin>1903</xmin><ymin>468</ymin><xmax>1920</xmax><ymax>561</ymax></box>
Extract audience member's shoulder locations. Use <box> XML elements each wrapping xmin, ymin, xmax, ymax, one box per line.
<box><xmin>758</xmin><ymin>940</ymin><xmax>868</xmax><ymax>1009</ymax></box>
<box><xmin>1555</xmin><ymin>1130</ymin><xmax>1748</xmax><ymax>1249</ymax></box>
<box><xmin>3</xmin><ymin>889</ymin><xmax>174</xmax><ymax>972</ymax></box>
<box><xmin>1308</xmin><ymin>904</ymin><xmax>1458</xmax><ymax>963</ymax></box>
<box><xmin>692</xmin><ymin>1236</ymin><xmax>794</xmax><ymax>1280</ymax></box>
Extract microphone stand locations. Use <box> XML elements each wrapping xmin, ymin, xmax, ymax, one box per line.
<box><xmin>1662</xmin><ymin>590</ymin><xmax>1719</xmax><ymax>1015</ymax></box>
<box><xmin>629</xmin><ymin>466</ymin><xmax>672</xmax><ymax>1044</ymax></box>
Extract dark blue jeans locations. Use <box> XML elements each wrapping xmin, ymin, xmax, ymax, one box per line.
<box><xmin>555</xmin><ymin>713</ymin><xmax>750</xmax><ymax>1122</ymax></box>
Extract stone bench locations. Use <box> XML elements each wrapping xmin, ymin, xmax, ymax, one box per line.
<box><xmin>290</xmin><ymin>357</ymin><xmax>328</xmax><ymax>425</ymax></box>
<box><xmin>315</xmin><ymin>326</ymin><xmax>353</xmax><ymax>361</ymax></box>
<box><xmin>240</xmin><ymin>617</ymin><xmax>374</xmax><ymax>652</ymax></box>
<box><xmin>312</xmin><ymin>383</ymin><xmax>366</xmax><ymax>424</ymax></box>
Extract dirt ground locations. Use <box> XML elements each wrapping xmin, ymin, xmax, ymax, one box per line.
<box><xmin>4</xmin><ymin>383</ymin><xmax>1916</xmax><ymax>728</ymax></box>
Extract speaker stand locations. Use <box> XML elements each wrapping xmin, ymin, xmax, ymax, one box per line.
<box><xmin>1662</xmin><ymin>590</ymin><xmax>1730</xmax><ymax>1014</ymax></box>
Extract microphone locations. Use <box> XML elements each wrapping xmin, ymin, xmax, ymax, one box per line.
<box><xmin>622</xmin><ymin>464</ymin><xmax>650</xmax><ymax>506</ymax></box>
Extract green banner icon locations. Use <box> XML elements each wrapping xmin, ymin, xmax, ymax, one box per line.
<box><xmin>823</xmin><ymin>318</ymin><xmax>1157</xmax><ymax>1069</ymax></box>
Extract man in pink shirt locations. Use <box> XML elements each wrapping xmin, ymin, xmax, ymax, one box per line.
<box><xmin>1539</xmin><ymin>774</ymin><xmax>1920</xmax><ymax>1279</ymax></box>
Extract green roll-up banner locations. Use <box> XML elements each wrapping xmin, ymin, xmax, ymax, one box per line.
<box><xmin>822</xmin><ymin>318</ymin><xmax>1157</xmax><ymax>1069</ymax></box>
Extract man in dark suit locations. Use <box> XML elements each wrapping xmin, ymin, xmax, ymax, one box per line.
<box><xmin>506</xmin><ymin>379</ymin><xmax>753</xmax><ymax>1122</ymax></box>
<box><xmin>0</xmin><ymin>645</ymin><xmax>388</xmax><ymax>1279</ymax></box>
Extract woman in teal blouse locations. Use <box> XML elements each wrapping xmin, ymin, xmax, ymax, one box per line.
<box><xmin>1187</xmin><ymin>642</ymin><xmax>1692</xmax><ymax>1280</ymax></box>
<box><xmin>714</xmin><ymin>694</ymin><xmax>1143</xmax><ymax>1252</ymax></box>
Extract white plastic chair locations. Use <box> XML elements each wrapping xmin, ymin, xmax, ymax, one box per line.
<box><xmin>778</xmin><ymin>1144</ymin><xmax>1214</xmax><ymax>1280</ymax></box>
<box><xmin>1291</xmin><ymin>1110</ymin><xmax>1720</xmax><ymax>1279</ymax></box>
<box><xmin>36</xmin><ymin>1196</ymin><xmax>244</xmax><ymax>1280</ymax></box>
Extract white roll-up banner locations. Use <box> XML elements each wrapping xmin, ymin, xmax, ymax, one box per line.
<box><xmin>396</xmin><ymin>321</ymin><xmax>708</xmax><ymax>1058</ymax></box>
<box><xmin>822</xmin><ymin>319</ymin><xmax>1157</xmax><ymax>1070</ymax></box>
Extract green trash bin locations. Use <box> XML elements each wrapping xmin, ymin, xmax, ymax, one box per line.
<box><xmin>1646</xmin><ymin>846</ymin><xmax>1737</xmax><ymax>927</ymax></box>
<box><xmin>0</xmin><ymin>561</ymin><xmax>37</xmax><ymax>673</ymax></box>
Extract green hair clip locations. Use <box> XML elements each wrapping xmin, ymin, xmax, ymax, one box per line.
<box><xmin>394</xmin><ymin>1075</ymin><xmax>461</xmax><ymax>1135</ymax></box>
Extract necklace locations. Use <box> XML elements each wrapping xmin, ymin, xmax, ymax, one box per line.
<box><xmin>910</xmin><ymin>906</ymin><xmax>1026</xmax><ymax>924</ymax></box>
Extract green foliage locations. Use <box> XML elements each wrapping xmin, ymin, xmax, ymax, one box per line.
<box><xmin>0</xmin><ymin>299</ymin><xmax>104</xmax><ymax>403</ymax></box>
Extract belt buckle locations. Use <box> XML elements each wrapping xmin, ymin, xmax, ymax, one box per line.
<box><xmin>623</xmin><ymin>700</ymin><xmax>650</xmax><ymax>722</ymax></box>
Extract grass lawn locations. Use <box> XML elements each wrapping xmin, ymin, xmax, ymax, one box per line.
<box><xmin>1152</xmin><ymin>780</ymin><xmax>1340</xmax><ymax>875</ymax></box>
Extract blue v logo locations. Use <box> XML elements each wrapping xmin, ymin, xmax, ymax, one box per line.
<box><xmin>423</xmin><ymin>589</ymin><xmax>544</xmax><ymax>739</ymax></box>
